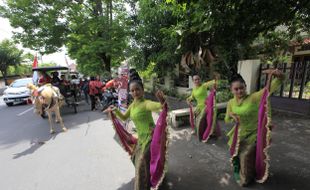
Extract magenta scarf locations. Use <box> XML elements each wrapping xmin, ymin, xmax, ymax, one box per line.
<box><xmin>255</xmin><ymin>88</ymin><xmax>271</xmax><ymax>183</ymax></box>
<box><xmin>229</xmin><ymin>122</ymin><xmax>240</xmax><ymax>157</ymax></box>
<box><xmin>190</xmin><ymin>87</ymin><xmax>221</xmax><ymax>141</ymax></box>
<box><xmin>110</xmin><ymin>112</ymin><xmax>137</xmax><ymax>156</ymax></box>
<box><xmin>202</xmin><ymin>88</ymin><xmax>221</xmax><ymax>142</ymax></box>
<box><xmin>150</xmin><ymin>103</ymin><xmax>169</xmax><ymax>189</ymax></box>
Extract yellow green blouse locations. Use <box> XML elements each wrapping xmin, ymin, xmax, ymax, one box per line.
<box><xmin>225</xmin><ymin>78</ymin><xmax>284</xmax><ymax>146</ymax></box>
<box><xmin>187</xmin><ymin>80</ymin><xmax>215</xmax><ymax>112</ymax></box>
<box><xmin>114</xmin><ymin>98</ymin><xmax>162</xmax><ymax>151</ymax></box>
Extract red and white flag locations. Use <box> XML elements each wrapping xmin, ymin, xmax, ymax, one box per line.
<box><xmin>32</xmin><ymin>55</ymin><xmax>39</xmax><ymax>85</ymax></box>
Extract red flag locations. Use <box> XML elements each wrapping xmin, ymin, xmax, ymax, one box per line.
<box><xmin>32</xmin><ymin>55</ymin><xmax>38</xmax><ymax>68</ymax></box>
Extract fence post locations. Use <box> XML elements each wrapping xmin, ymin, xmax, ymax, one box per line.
<box><xmin>299</xmin><ymin>60</ymin><xmax>308</xmax><ymax>99</ymax></box>
<box><xmin>279</xmin><ymin>63</ymin><xmax>287</xmax><ymax>97</ymax></box>
<box><xmin>289</xmin><ymin>61</ymin><xmax>298</xmax><ymax>98</ymax></box>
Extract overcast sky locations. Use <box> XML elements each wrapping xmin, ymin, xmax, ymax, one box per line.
<box><xmin>0</xmin><ymin>16</ymin><xmax>75</xmax><ymax>66</ymax></box>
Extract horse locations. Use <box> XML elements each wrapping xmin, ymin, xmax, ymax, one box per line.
<box><xmin>27</xmin><ymin>83</ymin><xmax>67</xmax><ymax>134</ymax></box>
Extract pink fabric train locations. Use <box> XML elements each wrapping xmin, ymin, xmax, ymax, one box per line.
<box><xmin>255</xmin><ymin>88</ymin><xmax>271</xmax><ymax>183</ymax></box>
<box><xmin>110</xmin><ymin>112</ymin><xmax>137</xmax><ymax>156</ymax></box>
<box><xmin>150</xmin><ymin>103</ymin><xmax>169</xmax><ymax>189</ymax></box>
<box><xmin>194</xmin><ymin>87</ymin><xmax>221</xmax><ymax>142</ymax></box>
<box><xmin>202</xmin><ymin>88</ymin><xmax>221</xmax><ymax>142</ymax></box>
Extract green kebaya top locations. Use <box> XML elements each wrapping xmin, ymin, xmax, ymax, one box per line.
<box><xmin>114</xmin><ymin>98</ymin><xmax>162</xmax><ymax>151</ymax></box>
<box><xmin>225</xmin><ymin>78</ymin><xmax>284</xmax><ymax>147</ymax></box>
<box><xmin>187</xmin><ymin>80</ymin><xmax>215</xmax><ymax>112</ymax></box>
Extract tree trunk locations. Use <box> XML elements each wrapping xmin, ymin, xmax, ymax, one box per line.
<box><xmin>99</xmin><ymin>53</ymin><xmax>111</xmax><ymax>73</ymax></box>
<box><xmin>106</xmin><ymin>0</ymin><xmax>110</xmax><ymax>32</ymax></box>
<box><xmin>109</xmin><ymin>0</ymin><xmax>112</xmax><ymax>26</ymax></box>
<box><xmin>2</xmin><ymin>69</ymin><xmax>8</xmax><ymax>85</ymax></box>
<box><xmin>92</xmin><ymin>0</ymin><xmax>103</xmax><ymax>16</ymax></box>
<box><xmin>104</xmin><ymin>55</ymin><xmax>111</xmax><ymax>73</ymax></box>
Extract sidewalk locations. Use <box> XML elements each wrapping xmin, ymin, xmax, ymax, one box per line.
<box><xmin>143</xmin><ymin>93</ymin><xmax>310</xmax><ymax>190</ymax></box>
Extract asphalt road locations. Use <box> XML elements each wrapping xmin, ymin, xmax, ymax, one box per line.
<box><xmin>0</xmin><ymin>98</ymin><xmax>134</xmax><ymax>190</ymax></box>
<box><xmin>0</xmin><ymin>97</ymin><xmax>309</xmax><ymax>190</ymax></box>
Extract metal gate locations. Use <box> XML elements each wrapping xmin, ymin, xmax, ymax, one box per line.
<box><xmin>257</xmin><ymin>56</ymin><xmax>310</xmax><ymax>115</ymax></box>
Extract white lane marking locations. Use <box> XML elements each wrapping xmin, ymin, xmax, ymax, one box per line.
<box><xmin>17</xmin><ymin>107</ymin><xmax>34</xmax><ymax>116</ymax></box>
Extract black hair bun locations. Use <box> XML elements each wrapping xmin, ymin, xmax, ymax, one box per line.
<box><xmin>129</xmin><ymin>68</ymin><xmax>137</xmax><ymax>74</ymax></box>
<box><xmin>130</xmin><ymin>71</ymin><xmax>142</xmax><ymax>81</ymax></box>
<box><xmin>229</xmin><ymin>73</ymin><xmax>245</xmax><ymax>84</ymax></box>
<box><xmin>129</xmin><ymin>79</ymin><xmax>144</xmax><ymax>89</ymax></box>
<box><xmin>190</xmin><ymin>70</ymin><xmax>199</xmax><ymax>77</ymax></box>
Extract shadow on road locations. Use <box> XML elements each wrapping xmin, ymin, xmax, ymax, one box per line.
<box><xmin>0</xmin><ymin>101</ymin><xmax>109</xmax><ymax>151</ymax></box>
<box><xmin>116</xmin><ymin>178</ymin><xmax>134</xmax><ymax>190</ymax></box>
<box><xmin>12</xmin><ymin>133</ymin><xmax>60</xmax><ymax>159</ymax></box>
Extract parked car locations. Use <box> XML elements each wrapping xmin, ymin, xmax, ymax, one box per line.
<box><xmin>3</xmin><ymin>78</ymin><xmax>33</xmax><ymax>106</ymax></box>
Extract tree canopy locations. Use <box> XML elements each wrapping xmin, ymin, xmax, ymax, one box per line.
<box><xmin>1</xmin><ymin>0</ymin><xmax>310</xmax><ymax>78</ymax></box>
<box><xmin>1</xmin><ymin>0</ymin><xmax>129</xmax><ymax>75</ymax></box>
<box><xmin>0</xmin><ymin>39</ymin><xmax>23</xmax><ymax>84</ymax></box>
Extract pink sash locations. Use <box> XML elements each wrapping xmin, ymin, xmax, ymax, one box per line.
<box><xmin>255</xmin><ymin>88</ymin><xmax>271</xmax><ymax>183</ymax></box>
<box><xmin>202</xmin><ymin>88</ymin><xmax>221</xmax><ymax>142</ymax></box>
<box><xmin>150</xmin><ymin>104</ymin><xmax>169</xmax><ymax>189</ymax></box>
<box><xmin>198</xmin><ymin>88</ymin><xmax>220</xmax><ymax>142</ymax></box>
<box><xmin>110</xmin><ymin>112</ymin><xmax>137</xmax><ymax>156</ymax></box>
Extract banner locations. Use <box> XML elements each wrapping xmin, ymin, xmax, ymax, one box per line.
<box><xmin>116</xmin><ymin>66</ymin><xmax>129</xmax><ymax>109</ymax></box>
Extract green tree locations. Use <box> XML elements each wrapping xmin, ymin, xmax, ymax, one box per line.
<box><xmin>1</xmin><ymin>0</ymin><xmax>129</xmax><ymax>75</ymax></box>
<box><xmin>21</xmin><ymin>53</ymin><xmax>35</xmax><ymax>65</ymax></box>
<box><xmin>165</xmin><ymin>0</ymin><xmax>310</xmax><ymax>79</ymax></box>
<box><xmin>127</xmin><ymin>0</ymin><xmax>180</xmax><ymax>77</ymax></box>
<box><xmin>0</xmin><ymin>39</ymin><xmax>23</xmax><ymax>85</ymax></box>
<box><xmin>7</xmin><ymin>64</ymin><xmax>32</xmax><ymax>77</ymax></box>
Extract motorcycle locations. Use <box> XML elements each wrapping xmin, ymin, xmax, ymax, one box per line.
<box><xmin>101</xmin><ymin>88</ymin><xmax>118</xmax><ymax>111</ymax></box>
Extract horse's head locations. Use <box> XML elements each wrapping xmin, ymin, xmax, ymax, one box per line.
<box><xmin>27</xmin><ymin>83</ymin><xmax>38</xmax><ymax>96</ymax></box>
<box><xmin>27</xmin><ymin>83</ymin><xmax>44</xmax><ymax>115</ymax></box>
<box><xmin>27</xmin><ymin>84</ymin><xmax>61</xmax><ymax>115</ymax></box>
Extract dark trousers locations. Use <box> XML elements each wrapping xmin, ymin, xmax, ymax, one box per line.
<box><xmin>83</xmin><ymin>90</ymin><xmax>89</xmax><ymax>104</ymax></box>
<box><xmin>90</xmin><ymin>93</ymin><xmax>102</xmax><ymax>110</ymax></box>
<box><xmin>90</xmin><ymin>95</ymin><xmax>96</xmax><ymax>110</ymax></box>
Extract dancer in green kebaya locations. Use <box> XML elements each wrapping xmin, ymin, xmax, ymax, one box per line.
<box><xmin>225</xmin><ymin>69</ymin><xmax>285</xmax><ymax>186</ymax></box>
<box><xmin>106</xmin><ymin>79</ymin><xmax>166</xmax><ymax>190</ymax></box>
<box><xmin>187</xmin><ymin>74</ymin><xmax>218</xmax><ymax>139</ymax></box>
